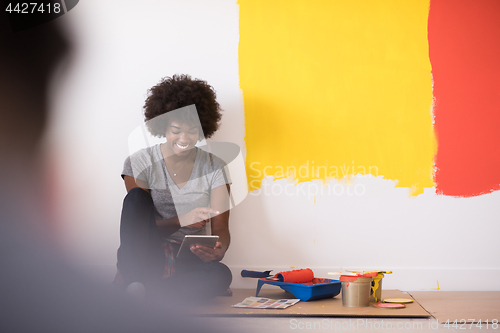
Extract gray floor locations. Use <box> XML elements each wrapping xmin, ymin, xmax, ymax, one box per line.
<box><xmin>194</xmin><ymin>317</ymin><xmax>491</xmax><ymax>332</ymax></box>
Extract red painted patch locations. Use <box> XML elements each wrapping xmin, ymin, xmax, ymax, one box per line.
<box><xmin>429</xmin><ymin>0</ymin><xmax>500</xmax><ymax>197</ymax></box>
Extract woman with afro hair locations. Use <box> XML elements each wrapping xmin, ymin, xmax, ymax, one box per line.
<box><xmin>114</xmin><ymin>74</ymin><xmax>233</xmax><ymax>301</ymax></box>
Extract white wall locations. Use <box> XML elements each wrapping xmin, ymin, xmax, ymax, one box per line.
<box><xmin>46</xmin><ymin>0</ymin><xmax>500</xmax><ymax>291</ymax></box>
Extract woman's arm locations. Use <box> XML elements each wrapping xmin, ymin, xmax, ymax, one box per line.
<box><xmin>124</xmin><ymin>175</ymin><xmax>149</xmax><ymax>193</ymax></box>
<box><xmin>191</xmin><ymin>184</ymin><xmax>231</xmax><ymax>262</ymax></box>
<box><xmin>210</xmin><ymin>184</ymin><xmax>231</xmax><ymax>253</ymax></box>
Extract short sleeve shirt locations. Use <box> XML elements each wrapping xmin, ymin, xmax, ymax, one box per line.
<box><xmin>122</xmin><ymin>144</ymin><xmax>231</xmax><ymax>242</ymax></box>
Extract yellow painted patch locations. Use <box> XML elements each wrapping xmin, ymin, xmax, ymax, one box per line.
<box><xmin>239</xmin><ymin>0</ymin><xmax>436</xmax><ymax>195</ymax></box>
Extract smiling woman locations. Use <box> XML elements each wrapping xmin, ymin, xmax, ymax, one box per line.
<box><xmin>114</xmin><ymin>75</ymin><xmax>232</xmax><ymax>302</ymax></box>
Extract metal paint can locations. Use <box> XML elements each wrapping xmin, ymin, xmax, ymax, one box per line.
<box><xmin>370</xmin><ymin>272</ymin><xmax>384</xmax><ymax>303</ymax></box>
<box><xmin>340</xmin><ymin>274</ymin><xmax>374</xmax><ymax>307</ymax></box>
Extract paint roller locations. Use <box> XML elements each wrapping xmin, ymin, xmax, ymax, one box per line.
<box><xmin>241</xmin><ymin>268</ymin><xmax>315</xmax><ymax>283</ymax></box>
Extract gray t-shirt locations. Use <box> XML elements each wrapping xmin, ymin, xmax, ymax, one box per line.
<box><xmin>122</xmin><ymin>144</ymin><xmax>231</xmax><ymax>242</ymax></box>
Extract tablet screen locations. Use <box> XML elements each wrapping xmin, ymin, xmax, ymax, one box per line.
<box><xmin>176</xmin><ymin>235</ymin><xmax>219</xmax><ymax>259</ymax></box>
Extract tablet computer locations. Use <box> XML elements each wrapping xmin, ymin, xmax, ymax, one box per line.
<box><xmin>176</xmin><ymin>235</ymin><xmax>219</xmax><ymax>259</ymax></box>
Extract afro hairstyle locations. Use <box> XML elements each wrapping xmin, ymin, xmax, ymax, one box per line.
<box><xmin>143</xmin><ymin>74</ymin><xmax>222</xmax><ymax>139</ymax></box>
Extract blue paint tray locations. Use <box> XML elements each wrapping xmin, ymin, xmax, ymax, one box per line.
<box><xmin>255</xmin><ymin>278</ymin><xmax>341</xmax><ymax>301</ymax></box>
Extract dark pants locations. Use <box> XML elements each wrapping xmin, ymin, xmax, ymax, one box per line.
<box><xmin>116</xmin><ymin>188</ymin><xmax>232</xmax><ymax>302</ymax></box>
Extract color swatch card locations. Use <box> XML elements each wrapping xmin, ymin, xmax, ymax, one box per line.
<box><xmin>232</xmin><ymin>297</ymin><xmax>300</xmax><ymax>309</ymax></box>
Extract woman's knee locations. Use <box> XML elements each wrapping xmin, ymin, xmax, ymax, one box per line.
<box><xmin>122</xmin><ymin>187</ymin><xmax>155</xmax><ymax>214</ymax></box>
<box><xmin>120</xmin><ymin>187</ymin><xmax>155</xmax><ymax>228</ymax></box>
<box><xmin>124</xmin><ymin>187</ymin><xmax>151</xmax><ymax>204</ymax></box>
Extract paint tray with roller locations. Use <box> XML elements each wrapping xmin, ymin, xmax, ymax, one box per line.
<box><xmin>253</xmin><ymin>269</ymin><xmax>341</xmax><ymax>301</ymax></box>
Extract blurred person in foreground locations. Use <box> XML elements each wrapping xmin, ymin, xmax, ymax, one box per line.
<box><xmin>0</xmin><ymin>11</ymin><xmax>217</xmax><ymax>333</ymax></box>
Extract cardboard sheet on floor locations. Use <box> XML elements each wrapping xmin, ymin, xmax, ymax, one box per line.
<box><xmin>191</xmin><ymin>289</ymin><xmax>431</xmax><ymax>317</ymax></box>
<box><xmin>409</xmin><ymin>291</ymin><xmax>500</xmax><ymax>324</ymax></box>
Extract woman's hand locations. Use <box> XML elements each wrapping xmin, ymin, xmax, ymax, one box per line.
<box><xmin>185</xmin><ymin>221</ymin><xmax>206</xmax><ymax>229</ymax></box>
<box><xmin>179</xmin><ymin>207</ymin><xmax>220</xmax><ymax>229</ymax></box>
<box><xmin>190</xmin><ymin>242</ymin><xmax>225</xmax><ymax>262</ymax></box>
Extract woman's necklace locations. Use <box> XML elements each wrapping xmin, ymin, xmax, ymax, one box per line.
<box><xmin>165</xmin><ymin>148</ymin><xmax>193</xmax><ymax>177</ymax></box>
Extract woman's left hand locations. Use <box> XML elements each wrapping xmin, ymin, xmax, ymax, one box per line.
<box><xmin>190</xmin><ymin>242</ymin><xmax>225</xmax><ymax>262</ymax></box>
